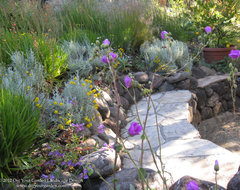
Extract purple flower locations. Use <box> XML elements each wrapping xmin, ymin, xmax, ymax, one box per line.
<box><xmin>124</xmin><ymin>76</ymin><xmax>132</xmax><ymax>88</ymax></box>
<box><xmin>101</xmin><ymin>52</ymin><xmax>117</xmax><ymax>64</ymax></box>
<box><xmin>204</xmin><ymin>26</ymin><xmax>212</xmax><ymax>33</ymax></box>
<box><xmin>68</xmin><ymin>98</ymin><xmax>75</xmax><ymax>104</ymax></box>
<box><xmin>101</xmin><ymin>55</ymin><xmax>109</xmax><ymax>64</ymax></box>
<box><xmin>128</xmin><ymin>122</ymin><xmax>142</xmax><ymax>136</ymax></box>
<box><xmin>72</xmin><ymin>123</ymin><xmax>85</xmax><ymax>132</ymax></box>
<box><xmin>50</xmin><ymin>174</ymin><xmax>55</xmax><ymax>179</ymax></box>
<box><xmin>102</xmin><ymin>39</ymin><xmax>110</xmax><ymax>46</ymax></box>
<box><xmin>214</xmin><ymin>160</ymin><xmax>220</xmax><ymax>171</ymax></box>
<box><xmin>45</xmin><ymin>160</ymin><xmax>54</xmax><ymax>166</ymax></box>
<box><xmin>48</xmin><ymin>152</ymin><xmax>54</xmax><ymax>156</ymax></box>
<box><xmin>41</xmin><ymin>174</ymin><xmax>48</xmax><ymax>179</ymax></box>
<box><xmin>61</xmin><ymin>162</ymin><xmax>66</xmax><ymax>166</ymax></box>
<box><xmin>46</xmin><ymin>144</ymin><xmax>51</xmax><ymax>149</ymax></box>
<box><xmin>186</xmin><ymin>180</ymin><xmax>199</xmax><ymax>190</ymax></box>
<box><xmin>74</xmin><ymin>162</ymin><xmax>82</xmax><ymax>166</ymax></box>
<box><xmin>67</xmin><ymin>160</ymin><xmax>73</xmax><ymax>166</ymax></box>
<box><xmin>101</xmin><ymin>143</ymin><xmax>114</xmax><ymax>151</ymax></box>
<box><xmin>109</xmin><ymin>52</ymin><xmax>117</xmax><ymax>61</ymax></box>
<box><xmin>98</xmin><ymin>124</ymin><xmax>104</xmax><ymax>133</ymax></box>
<box><xmin>229</xmin><ymin>49</ymin><xmax>240</xmax><ymax>60</ymax></box>
<box><xmin>54</xmin><ymin>151</ymin><xmax>60</xmax><ymax>156</ymax></box>
<box><xmin>161</xmin><ymin>31</ymin><xmax>168</xmax><ymax>39</ymax></box>
<box><xmin>78</xmin><ymin>173</ymin><xmax>83</xmax><ymax>178</ymax></box>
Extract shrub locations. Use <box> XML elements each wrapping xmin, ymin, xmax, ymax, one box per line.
<box><xmin>0</xmin><ymin>50</ymin><xmax>46</xmax><ymax>97</ymax></box>
<box><xmin>0</xmin><ymin>88</ymin><xmax>42</xmax><ymax>178</ymax></box>
<box><xmin>41</xmin><ymin>74</ymin><xmax>99</xmax><ymax>130</ymax></box>
<box><xmin>140</xmin><ymin>39</ymin><xmax>192</xmax><ymax>73</ymax></box>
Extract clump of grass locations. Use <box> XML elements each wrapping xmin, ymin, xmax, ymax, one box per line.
<box><xmin>58</xmin><ymin>0</ymin><xmax>152</xmax><ymax>52</ymax></box>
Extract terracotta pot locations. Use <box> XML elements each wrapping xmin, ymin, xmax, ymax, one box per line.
<box><xmin>203</xmin><ymin>46</ymin><xmax>237</xmax><ymax>64</ymax></box>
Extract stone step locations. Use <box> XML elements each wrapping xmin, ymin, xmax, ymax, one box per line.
<box><xmin>122</xmin><ymin>90</ymin><xmax>240</xmax><ymax>188</ymax></box>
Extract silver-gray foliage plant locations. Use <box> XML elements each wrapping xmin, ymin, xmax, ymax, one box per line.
<box><xmin>42</xmin><ymin>74</ymin><xmax>96</xmax><ymax>128</ymax></box>
<box><xmin>62</xmin><ymin>40</ymin><xmax>107</xmax><ymax>78</ymax></box>
<box><xmin>0</xmin><ymin>50</ymin><xmax>45</xmax><ymax>99</ymax></box>
<box><xmin>140</xmin><ymin>39</ymin><xmax>192</xmax><ymax>73</ymax></box>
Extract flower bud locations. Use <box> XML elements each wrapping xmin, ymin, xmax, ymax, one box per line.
<box><xmin>234</xmin><ymin>84</ymin><xmax>237</xmax><ymax>89</ymax></box>
<box><xmin>113</xmin><ymin>143</ymin><xmax>123</xmax><ymax>153</ymax></box>
<box><xmin>227</xmin><ymin>77</ymin><xmax>231</xmax><ymax>81</ymax></box>
<box><xmin>229</xmin><ymin>63</ymin><xmax>233</xmax><ymax>68</ymax></box>
<box><xmin>234</xmin><ymin>68</ymin><xmax>238</xmax><ymax>73</ymax></box>
<box><xmin>214</xmin><ymin>160</ymin><xmax>219</xmax><ymax>172</ymax></box>
<box><xmin>96</xmin><ymin>40</ymin><xmax>100</xmax><ymax>46</ymax></box>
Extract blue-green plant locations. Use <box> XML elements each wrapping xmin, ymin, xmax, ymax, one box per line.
<box><xmin>41</xmin><ymin>74</ymin><xmax>97</xmax><ymax>130</ymax></box>
<box><xmin>0</xmin><ymin>50</ymin><xmax>45</xmax><ymax>98</ymax></box>
<box><xmin>140</xmin><ymin>38</ymin><xmax>192</xmax><ymax>73</ymax></box>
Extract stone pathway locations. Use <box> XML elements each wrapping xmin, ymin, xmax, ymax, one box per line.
<box><xmin>121</xmin><ymin>90</ymin><xmax>240</xmax><ymax>188</ymax></box>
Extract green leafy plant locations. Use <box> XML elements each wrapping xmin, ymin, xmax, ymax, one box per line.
<box><xmin>0</xmin><ymin>88</ymin><xmax>42</xmax><ymax>178</ymax></box>
<box><xmin>34</xmin><ymin>35</ymin><xmax>69</xmax><ymax>79</ymax></box>
<box><xmin>184</xmin><ymin>0</ymin><xmax>240</xmax><ymax>48</ymax></box>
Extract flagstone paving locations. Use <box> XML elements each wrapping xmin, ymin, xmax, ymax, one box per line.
<box><xmin>121</xmin><ymin>90</ymin><xmax>240</xmax><ymax>188</ymax></box>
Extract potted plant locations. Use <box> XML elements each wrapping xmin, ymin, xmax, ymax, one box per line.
<box><xmin>184</xmin><ymin>0</ymin><xmax>240</xmax><ymax>64</ymax></box>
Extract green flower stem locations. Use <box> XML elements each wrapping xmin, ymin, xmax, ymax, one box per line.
<box><xmin>108</xmin><ymin>63</ymin><xmax>121</xmax><ymax>190</ymax></box>
<box><xmin>215</xmin><ymin>171</ymin><xmax>218</xmax><ymax>190</ymax></box>
<box><xmin>119</xmin><ymin>138</ymin><xmax>151</xmax><ymax>190</ymax></box>
<box><xmin>92</xmin><ymin>164</ymin><xmax>114</xmax><ymax>190</ymax></box>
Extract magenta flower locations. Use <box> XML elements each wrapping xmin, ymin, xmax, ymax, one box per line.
<box><xmin>229</xmin><ymin>49</ymin><xmax>240</xmax><ymax>60</ymax></box>
<box><xmin>161</xmin><ymin>31</ymin><xmax>168</xmax><ymax>39</ymax></box>
<box><xmin>102</xmin><ymin>39</ymin><xmax>110</xmax><ymax>46</ymax></box>
<box><xmin>124</xmin><ymin>76</ymin><xmax>132</xmax><ymax>88</ymax></box>
<box><xmin>128</xmin><ymin>122</ymin><xmax>142</xmax><ymax>136</ymax></box>
<box><xmin>186</xmin><ymin>180</ymin><xmax>199</xmax><ymax>190</ymax></box>
<box><xmin>101</xmin><ymin>52</ymin><xmax>117</xmax><ymax>64</ymax></box>
<box><xmin>101</xmin><ymin>55</ymin><xmax>109</xmax><ymax>64</ymax></box>
<box><xmin>204</xmin><ymin>26</ymin><xmax>212</xmax><ymax>33</ymax></box>
<box><xmin>98</xmin><ymin>124</ymin><xmax>104</xmax><ymax>133</ymax></box>
<box><xmin>109</xmin><ymin>52</ymin><xmax>117</xmax><ymax>61</ymax></box>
